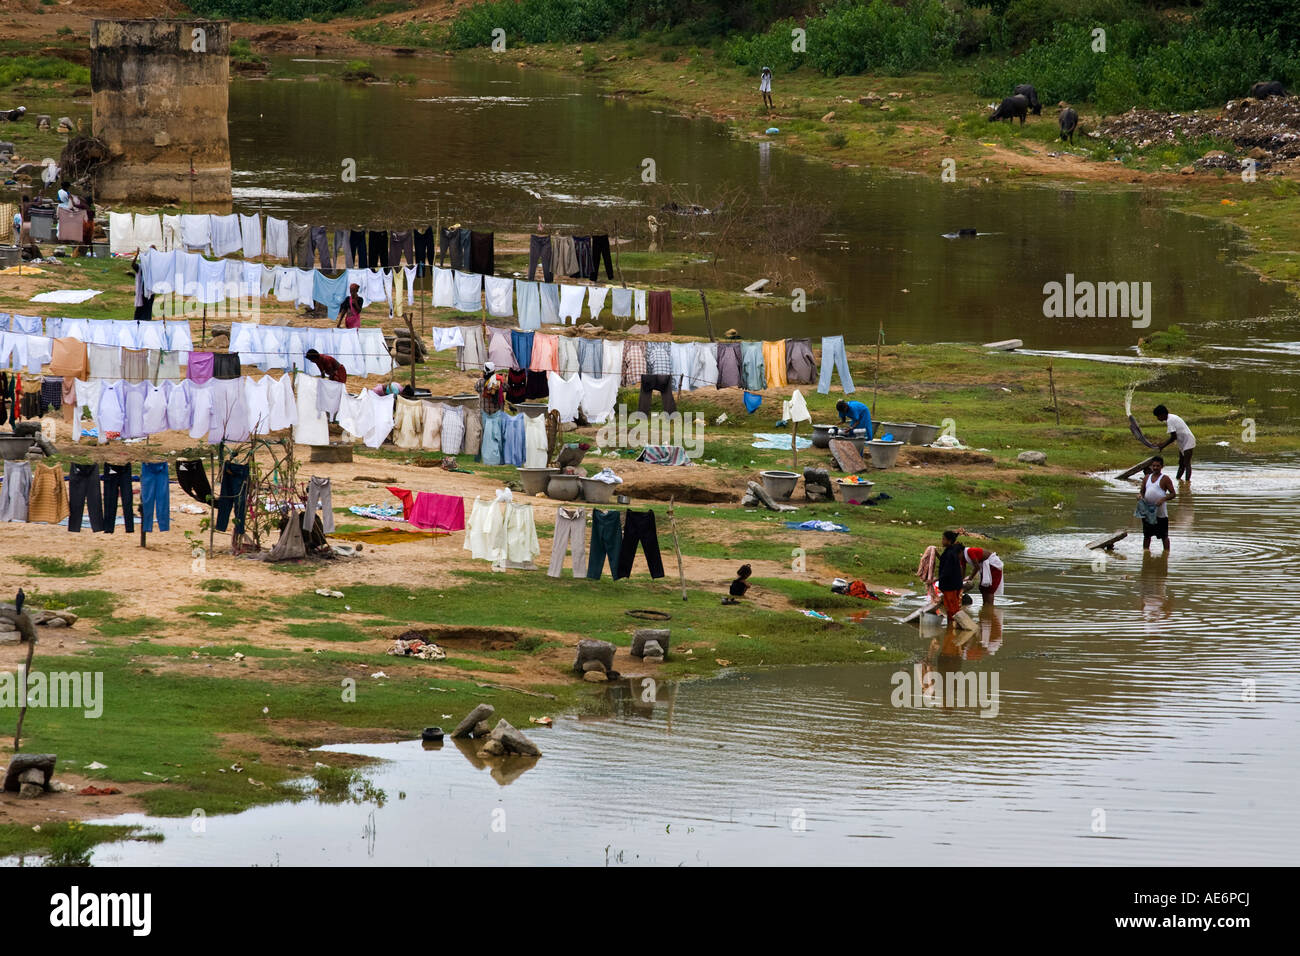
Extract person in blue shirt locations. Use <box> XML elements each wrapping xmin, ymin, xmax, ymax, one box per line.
<box><xmin>835</xmin><ymin>400</ymin><xmax>872</xmax><ymax>437</ymax></box>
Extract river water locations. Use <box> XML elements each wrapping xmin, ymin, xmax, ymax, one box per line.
<box><xmin>33</xmin><ymin>56</ymin><xmax>1300</xmax><ymax>865</ymax></box>
<box><xmin>225</xmin><ymin>56</ymin><xmax>1298</xmax><ymax>360</ymax></box>
<box><xmin>81</xmin><ymin>463</ymin><xmax>1300</xmax><ymax>866</ymax></box>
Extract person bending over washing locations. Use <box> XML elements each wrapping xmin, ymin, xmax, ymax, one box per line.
<box><xmin>305</xmin><ymin>349</ymin><xmax>347</xmax><ymax>384</ymax></box>
<box><xmin>937</xmin><ymin>530</ymin><xmax>966</xmax><ymax>627</ymax></box>
<box><xmin>1138</xmin><ymin>456</ymin><xmax>1176</xmax><ymax>552</ymax></box>
<box><xmin>835</xmin><ymin>400</ymin><xmax>872</xmax><ymax>438</ymax></box>
<box><xmin>1153</xmin><ymin>404</ymin><xmax>1195</xmax><ymax>483</ymax></box>
<box><xmin>962</xmin><ymin>546</ymin><xmax>1004</xmax><ymax>607</ymax></box>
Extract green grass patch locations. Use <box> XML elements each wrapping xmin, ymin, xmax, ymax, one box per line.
<box><xmin>285</xmin><ymin>622</ymin><xmax>369</xmax><ymax>643</ymax></box>
<box><xmin>13</xmin><ymin>553</ymin><xmax>103</xmax><ymax>577</ymax></box>
<box><xmin>199</xmin><ymin>578</ymin><xmax>244</xmax><ymax>592</ymax></box>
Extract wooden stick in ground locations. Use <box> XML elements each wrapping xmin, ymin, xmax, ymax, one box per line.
<box><xmin>614</xmin><ymin>218</ymin><xmax>625</xmax><ymax>288</ymax></box>
<box><xmin>1048</xmin><ymin>360</ymin><xmax>1060</xmax><ymax>426</ymax></box>
<box><xmin>405</xmin><ymin>311</ymin><xmax>418</xmax><ymax>393</ymax></box>
<box><xmin>668</xmin><ymin>496</ymin><xmax>687</xmax><ymax>602</ymax></box>
<box><xmin>873</xmin><ymin>322</ymin><xmax>882</xmax><ymax>417</ymax></box>
<box><xmin>792</xmin><ymin>417</ymin><xmax>798</xmax><ymax>470</ymax></box>
<box><xmin>13</xmin><ymin>629</ymin><xmax>36</xmax><ymax>750</ymax></box>
<box><xmin>699</xmin><ymin>290</ymin><xmax>714</xmax><ymax>341</ymax></box>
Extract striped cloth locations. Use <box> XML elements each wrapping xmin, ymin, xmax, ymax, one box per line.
<box><xmin>635</xmin><ymin>445</ymin><xmax>693</xmax><ymax>466</ymax></box>
<box><xmin>28</xmin><ymin>463</ymin><xmax>69</xmax><ymax>525</ymax></box>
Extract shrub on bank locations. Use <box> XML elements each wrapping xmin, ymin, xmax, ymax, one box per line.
<box><xmin>976</xmin><ymin>22</ymin><xmax>1300</xmax><ymax>114</ymax></box>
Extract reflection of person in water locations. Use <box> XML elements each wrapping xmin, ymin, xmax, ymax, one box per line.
<box><xmin>1138</xmin><ymin>550</ymin><xmax>1173</xmax><ymax>625</ymax></box>
<box><xmin>964</xmin><ymin>606</ymin><xmax>1004</xmax><ymax>661</ymax></box>
<box><xmin>925</xmin><ymin>629</ymin><xmax>967</xmax><ymax>709</ymax></box>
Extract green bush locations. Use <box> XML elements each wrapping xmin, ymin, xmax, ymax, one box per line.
<box><xmin>977</xmin><ymin>21</ymin><xmax>1300</xmax><ymax>113</ymax></box>
<box><xmin>724</xmin><ymin>0</ymin><xmax>964</xmax><ymax>77</ymax></box>
<box><xmin>825</xmin><ymin>130</ymin><xmax>848</xmax><ymax>148</ymax></box>
<box><xmin>185</xmin><ymin>1</ymin><xmax>410</xmax><ymax>20</ymax></box>
<box><xmin>0</xmin><ymin>56</ymin><xmax>90</xmax><ymax>88</ymax></box>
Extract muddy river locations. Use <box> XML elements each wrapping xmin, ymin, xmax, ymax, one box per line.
<box><xmin>22</xmin><ymin>57</ymin><xmax>1300</xmax><ymax>865</ymax></box>
<box><xmin>76</xmin><ymin>463</ymin><xmax>1300</xmax><ymax>866</ymax></box>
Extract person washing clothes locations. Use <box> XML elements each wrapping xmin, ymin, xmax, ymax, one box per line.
<box><xmin>962</xmin><ymin>546</ymin><xmax>1004</xmax><ymax>606</ymax></box>
<box><xmin>336</xmin><ymin>283</ymin><xmax>363</xmax><ymax>329</ymax></box>
<box><xmin>1137</xmin><ymin>456</ymin><xmax>1177</xmax><ymax>552</ymax></box>
<box><xmin>937</xmin><ymin>530</ymin><xmax>969</xmax><ymax>628</ymax></box>
<box><xmin>305</xmin><ymin>349</ymin><xmax>347</xmax><ymax>384</ymax></box>
<box><xmin>835</xmin><ymin>399</ymin><xmax>872</xmax><ymax>438</ymax></box>
<box><xmin>1153</xmin><ymin>404</ymin><xmax>1195</xmax><ymax>482</ymax></box>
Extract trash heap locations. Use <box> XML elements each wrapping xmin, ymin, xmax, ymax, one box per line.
<box><xmin>1095</xmin><ymin>96</ymin><xmax>1300</xmax><ymax>169</ymax></box>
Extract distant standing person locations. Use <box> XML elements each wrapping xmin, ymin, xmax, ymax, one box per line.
<box><xmin>1137</xmin><ymin>456</ymin><xmax>1177</xmax><ymax>552</ymax></box>
<box><xmin>336</xmin><ymin>282</ymin><xmax>362</xmax><ymax>329</ymax></box>
<box><xmin>759</xmin><ymin>66</ymin><xmax>773</xmax><ymax>110</ymax></box>
<box><xmin>1153</xmin><ymin>404</ymin><xmax>1195</xmax><ymax>482</ymax></box>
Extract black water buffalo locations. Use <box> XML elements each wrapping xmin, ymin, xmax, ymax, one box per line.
<box><xmin>1013</xmin><ymin>84</ymin><xmax>1042</xmax><ymax>115</ymax></box>
<box><xmin>988</xmin><ymin>94</ymin><xmax>1029</xmax><ymax>125</ymax></box>
<box><xmin>1250</xmin><ymin>80</ymin><xmax>1287</xmax><ymax>99</ymax></box>
<box><xmin>1059</xmin><ymin>106</ymin><xmax>1079</xmax><ymax>143</ymax></box>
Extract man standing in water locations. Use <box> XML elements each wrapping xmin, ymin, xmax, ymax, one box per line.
<box><xmin>759</xmin><ymin>66</ymin><xmax>774</xmax><ymax>110</ymax></box>
<box><xmin>1153</xmin><ymin>404</ymin><xmax>1195</xmax><ymax>482</ymax></box>
<box><xmin>1138</xmin><ymin>456</ymin><xmax>1177</xmax><ymax>552</ymax></box>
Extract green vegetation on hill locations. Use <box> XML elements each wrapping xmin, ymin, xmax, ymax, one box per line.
<box><xmin>444</xmin><ymin>0</ymin><xmax>1300</xmax><ymax>113</ymax></box>
<box><xmin>184</xmin><ymin>0</ymin><xmax>411</xmax><ymax>22</ymax></box>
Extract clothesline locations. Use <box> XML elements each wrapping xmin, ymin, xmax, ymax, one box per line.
<box><xmin>109</xmin><ymin>211</ymin><xmax>620</xmax><ymax>285</ymax></box>
<box><xmin>133</xmin><ymin>247</ymin><xmax>670</xmax><ymax>330</ymax></box>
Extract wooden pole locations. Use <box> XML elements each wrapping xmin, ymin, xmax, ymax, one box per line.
<box><xmin>13</xmin><ymin>631</ymin><xmax>36</xmax><ymax>750</ymax></box>
<box><xmin>614</xmin><ymin>217</ymin><xmax>625</xmax><ymax>288</ymax></box>
<box><xmin>1048</xmin><ymin>360</ymin><xmax>1060</xmax><ymax>426</ymax></box>
<box><xmin>668</xmin><ymin>496</ymin><xmax>687</xmax><ymax>602</ymax></box>
<box><xmin>873</xmin><ymin>322</ymin><xmax>882</xmax><ymax>417</ymax></box>
<box><xmin>699</xmin><ymin>290</ymin><xmax>714</xmax><ymax>342</ymax></box>
<box><xmin>405</xmin><ymin>311</ymin><xmax>418</xmax><ymax>393</ymax></box>
<box><xmin>791</xmin><ymin>418</ymin><xmax>798</xmax><ymax>470</ymax></box>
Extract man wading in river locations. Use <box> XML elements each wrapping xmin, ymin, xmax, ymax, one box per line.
<box><xmin>1137</xmin><ymin>456</ymin><xmax>1177</xmax><ymax>552</ymax></box>
<box><xmin>1153</xmin><ymin>404</ymin><xmax>1196</xmax><ymax>483</ymax></box>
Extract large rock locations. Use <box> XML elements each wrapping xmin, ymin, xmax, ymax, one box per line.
<box><xmin>631</xmin><ymin>629</ymin><xmax>670</xmax><ymax>658</ymax></box>
<box><xmin>451</xmin><ymin>703</ymin><xmax>495</xmax><ymax>738</ymax></box>
<box><xmin>582</xmin><ymin>670</ymin><xmax>607</xmax><ymax>683</ymax></box>
<box><xmin>804</xmin><ymin>467</ymin><xmax>834</xmax><ymax>502</ymax></box>
<box><xmin>1017</xmin><ymin>451</ymin><xmax>1047</xmax><ymax>465</ymax></box>
<box><xmin>489</xmin><ymin>719</ymin><xmax>542</xmax><ymax>757</ymax></box>
<box><xmin>573</xmin><ymin>639</ymin><xmax>615</xmax><ymax>674</ymax></box>
<box><xmin>3</xmin><ymin>753</ymin><xmax>56</xmax><ymax>793</ymax></box>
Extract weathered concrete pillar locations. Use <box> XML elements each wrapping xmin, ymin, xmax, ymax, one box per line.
<box><xmin>91</xmin><ymin>19</ymin><xmax>231</xmax><ymax>207</ymax></box>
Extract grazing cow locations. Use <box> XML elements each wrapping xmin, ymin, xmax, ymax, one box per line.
<box><xmin>1013</xmin><ymin>84</ymin><xmax>1042</xmax><ymax>115</ymax></box>
<box><xmin>1059</xmin><ymin>106</ymin><xmax>1079</xmax><ymax>144</ymax></box>
<box><xmin>988</xmin><ymin>94</ymin><xmax>1029</xmax><ymax>125</ymax></box>
<box><xmin>1250</xmin><ymin>80</ymin><xmax>1287</xmax><ymax>99</ymax></box>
